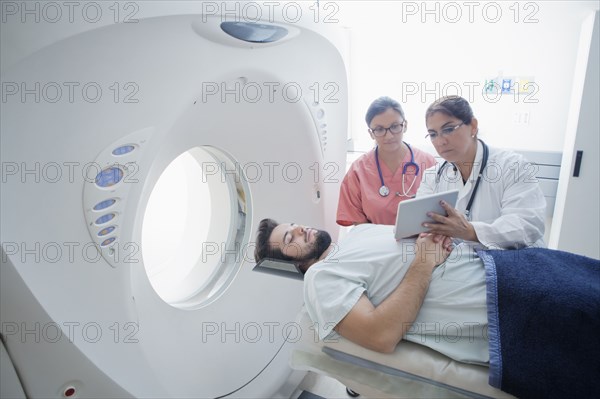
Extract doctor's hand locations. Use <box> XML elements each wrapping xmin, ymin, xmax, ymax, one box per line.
<box><xmin>423</xmin><ymin>201</ymin><xmax>479</xmax><ymax>243</ymax></box>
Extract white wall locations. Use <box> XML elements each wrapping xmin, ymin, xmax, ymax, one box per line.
<box><xmin>549</xmin><ymin>11</ymin><xmax>599</xmax><ymax>258</ymax></box>
<box><xmin>336</xmin><ymin>1</ymin><xmax>600</xmax><ymax>154</ymax></box>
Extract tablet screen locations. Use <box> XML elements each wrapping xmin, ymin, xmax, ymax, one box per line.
<box><xmin>394</xmin><ymin>190</ymin><xmax>460</xmax><ymax>240</ymax></box>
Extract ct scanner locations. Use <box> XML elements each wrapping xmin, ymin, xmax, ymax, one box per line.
<box><xmin>1</xmin><ymin>9</ymin><xmax>348</xmax><ymax>399</ymax></box>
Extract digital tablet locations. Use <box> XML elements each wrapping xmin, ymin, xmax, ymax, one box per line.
<box><xmin>252</xmin><ymin>258</ymin><xmax>304</xmax><ymax>280</ymax></box>
<box><xmin>394</xmin><ymin>190</ymin><xmax>460</xmax><ymax>240</ymax></box>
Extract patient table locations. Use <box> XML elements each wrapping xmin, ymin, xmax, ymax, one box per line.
<box><xmin>292</xmin><ymin>308</ymin><xmax>514</xmax><ymax>399</ymax></box>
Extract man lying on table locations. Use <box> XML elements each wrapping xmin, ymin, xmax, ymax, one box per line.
<box><xmin>254</xmin><ymin>218</ymin><xmax>488</xmax><ymax>364</ymax></box>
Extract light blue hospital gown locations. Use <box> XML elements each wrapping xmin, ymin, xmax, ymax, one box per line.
<box><xmin>304</xmin><ymin>224</ymin><xmax>489</xmax><ymax>364</ymax></box>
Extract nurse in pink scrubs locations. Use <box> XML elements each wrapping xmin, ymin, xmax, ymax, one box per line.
<box><xmin>337</xmin><ymin>96</ymin><xmax>436</xmax><ymax>226</ymax></box>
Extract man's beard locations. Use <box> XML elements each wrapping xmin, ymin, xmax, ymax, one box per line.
<box><xmin>295</xmin><ymin>229</ymin><xmax>332</xmax><ymax>262</ymax></box>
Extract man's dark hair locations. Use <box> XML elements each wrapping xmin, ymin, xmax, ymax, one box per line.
<box><xmin>254</xmin><ymin>218</ymin><xmax>293</xmax><ymax>264</ymax></box>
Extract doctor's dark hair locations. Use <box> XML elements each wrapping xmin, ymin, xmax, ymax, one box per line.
<box><xmin>254</xmin><ymin>218</ymin><xmax>294</xmax><ymax>264</ymax></box>
<box><xmin>365</xmin><ymin>96</ymin><xmax>406</xmax><ymax>127</ymax></box>
<box><xmin>425</xmin><ymin>95</ymin><xmax>474</xmax><ymax>125</ymax></box>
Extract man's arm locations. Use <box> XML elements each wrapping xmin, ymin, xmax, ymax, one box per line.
<box><xmin>334</xmin><ymin>234</ymin><xmax>449</xmax><ymax>353</ymax></box>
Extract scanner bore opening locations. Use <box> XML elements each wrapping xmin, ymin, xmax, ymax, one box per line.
<box><xmin>141</xmin><ymin>146</ymin><xmax>248</xmax><ymax>309</ymax></box>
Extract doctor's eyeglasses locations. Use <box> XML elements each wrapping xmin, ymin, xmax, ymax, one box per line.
<box><xmin>425</xmin><ymin>122</ymin><xmax>464</xmax><ymax>140</ymax></box>
<box><xmin>369</xmin><ymin>122</ymin><xmax>405</xmax><ymax>137</ymax></box>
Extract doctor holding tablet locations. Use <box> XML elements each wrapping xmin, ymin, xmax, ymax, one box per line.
<box><xmin>416</xmin><ymin>96</ymin><xmax>546</xmax><ymax>249</ymax></box>
<box><xmin>337</xmin><ymin>96</ymin><xmax>436</xmax><ymax>226</ymax></box>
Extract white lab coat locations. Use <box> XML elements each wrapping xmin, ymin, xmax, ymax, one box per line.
<box><xmin>417</xmin><ymin>140</ymin><xmax>546</xmax><ymax>249</ymax></box>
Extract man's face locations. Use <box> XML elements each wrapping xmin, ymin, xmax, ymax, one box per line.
<box><xmin>268</xmin><ymin>223</ymin><xmax>331</xmax><ymax>262</ymax></box>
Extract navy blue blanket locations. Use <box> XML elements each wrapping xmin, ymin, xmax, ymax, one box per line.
<box><xmin>479</xmin><ymin>248</ymin><xmax>600</xmax><ymax>399</ymax></box>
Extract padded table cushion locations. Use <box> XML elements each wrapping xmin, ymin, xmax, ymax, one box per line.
<box><xmin>291</xmin><ymin>309</ymin><xmax>515</xmax><ymax>398</ymax></box>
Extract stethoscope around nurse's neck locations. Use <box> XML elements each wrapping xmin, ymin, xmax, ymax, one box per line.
<box><xmin>435</xmin><ymin>138</ymin><xmax>489</xmax><ymax>220</ymax></box>
<box><xmin>375</xmin><ymin>142</ymin><xmax>420</xmax><ymax>197</ymax></box>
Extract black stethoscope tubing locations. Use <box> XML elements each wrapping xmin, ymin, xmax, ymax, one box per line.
<box><xmin>375</xmin><ymin>142</ymin><xmax>420</xmax><ymax>197</ymax></box>
<box><xmin>436</xmin><ymin>139</ymin><xmax>489</xmax><ymax>219</ymax></box>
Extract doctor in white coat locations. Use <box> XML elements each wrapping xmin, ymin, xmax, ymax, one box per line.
<box><xmin>416</xmin><ymin>96</ymin><xmax>546</xmax><ymax>249</ymax></box>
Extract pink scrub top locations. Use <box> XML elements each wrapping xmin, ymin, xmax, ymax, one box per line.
<box><xmin>337</xmin><ymin>146</ymin><xmax>436</xmax><ymax>226</ymax></box>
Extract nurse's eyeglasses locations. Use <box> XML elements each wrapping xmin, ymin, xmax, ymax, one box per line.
<box><xmin>425</xmin><ymin>122</ymin><xmax>464</xmax><ymax>140</ymax></box>
<box><xmin>369</xmin><ymin>122</ymin><xmax>405</xmax><ymax>137</ymax></box>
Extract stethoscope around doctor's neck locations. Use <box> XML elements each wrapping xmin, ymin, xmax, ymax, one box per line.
<box><xmin>375</xmin><ymin>142</ymin><xmax>420</xmax><ymax>198</ymax></box>
<box><xmin>435</xmin><ymin>138</ymin><xmax>490</xmax><ymax>220</ymax></box>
